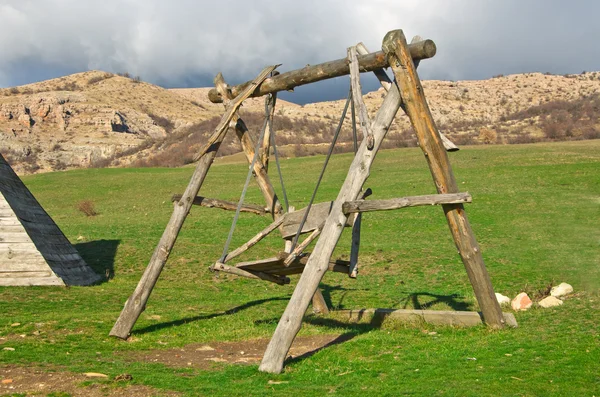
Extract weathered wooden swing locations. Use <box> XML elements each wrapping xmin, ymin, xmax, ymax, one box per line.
<box><xmin>111</xmin><ymin>29</ymin><xmax>513</xmax><ymax>374</ymax></box>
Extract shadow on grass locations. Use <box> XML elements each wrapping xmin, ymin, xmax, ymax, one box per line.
<box><xmin>399</xmin><ymin>292</ymin><xmax>471</xmax><ymax>311</ymax></box>
<box><xmin>282</xmin><ymin>288</ymin><xmax>472</xmax><ymax>366</ymax></box>
<box><xmin>134</xmin><ymin>297</ymin><xmax>289</xmax><ymax>335</ymax></box>
<box><xmin>74</xmin><ymin>239</ymin><xmax>120</xmax><ymax>283</ymax></box>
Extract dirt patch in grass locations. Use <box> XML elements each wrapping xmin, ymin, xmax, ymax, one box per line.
<box><xmin>0</xmin><ymin>366</ymin><xmax>180</xmax><ymax>397</ymax></box>
<box><xmin>129</xmin><ymin>334</ymin><xmax>349</xmax><ymax>370</ymax></box>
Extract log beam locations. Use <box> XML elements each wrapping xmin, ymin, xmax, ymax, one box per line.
<box><xmin>208</xmin><ymin>40</ymin><xmax>436</xmax><ymax>103</ymax></box>
<box><xmin>384</xmin><ymin>30</ymin><xmax>505</xmax><ymax>328</ymax></box>
<box><xmin>342</xmin><ymin>192</ymin><xmax>472</xmax><ymax>214</ymax></box>
<box><xmin>171</xmin><ymin>194</ymin><xmax>267</xmax><ymax>215</ymax></box>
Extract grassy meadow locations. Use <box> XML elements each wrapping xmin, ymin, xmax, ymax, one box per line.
<box><xmin>1</xmin><ymin>140</ymin><xmax>599</xmax><ymax>396</ymax></box>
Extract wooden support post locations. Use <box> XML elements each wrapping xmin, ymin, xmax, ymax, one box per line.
<box><xmin>109</xmin><ymin>66</ymin><xmax>277</xmax><ymax>340</ymax></box>
<box><xmin>355</xmin><ymin>41</ymin><xmax>458</xmax><ymax>152</ymax></box>
<box><xmin>348</xmin><ymin>46</ymin><xmax>374</xmax><ymax>148</ymax></box>
<box><xmin>349</xmin><ymin>213</ymin><xmax>361</xmax><ymax>278</ymax></box>
<box><xmin>260</xmin><ymin>93</ymin><xmax>277</xmax><ymax>173</ymax></box>
<box><xmin>383</xmin><ymin>30</ymin><xmax>505</xmax><ymax>328</ymax></box>
<box><xmin>259</xmin><ymin>39</ymin><xmax>406</xmax><ymax>373</ymax></box>
<box><xmin>312</xmin><ymin>289</ymin><xmax>329</xmax><ymax>315</ymax></box>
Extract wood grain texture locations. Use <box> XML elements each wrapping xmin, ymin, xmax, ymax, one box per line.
<box><xmin>348</xmin><ymin>46</ymin><xmax>373</xmax><ymax>145</ymax></box>
<box><xmin>208</xmin><ymin>40</ymin><xmax>436</xmax><ymax>103</ymax></box>
<box><xmin>171</xmin><ymin>194</ymin><xmax>267</xmax><ymax>215</ymax></box>
<box><xmin>384</xmin><ymin>29</ymin><xmax>505</xmax><ymax>328</ymax></box>
<box><xmin>342</xmin><ymin>192</ymin><xmax>472</xmax><ymax>214</ymax></box>
<box><xmin>338</xmin><ymin>309</ymin><xmax>517</xmax><ymax>328</ymax></box>
<box><xmin>0</xmin><ymin>154</ymin><xmax>98</xmax><ymax>287</ymax></box>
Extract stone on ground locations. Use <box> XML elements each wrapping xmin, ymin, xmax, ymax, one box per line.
<box><xmin>511</xmin><ymin>292</ymin><xmax>532</xmax><ymax>311</ymax></box>
<box><xmin>538</xmin><ymin>296</ymin><xmax>564</xmax><ymax>308</ymax></box>
<box><xmin>550</xmin><ymin>282</ymin><xmax>573</xmax><ymax>298</ymax></box>
<box><xmin>495</xmin><ymin>293</ymin><xmax>511</xmax><ymax>306</ymax></box>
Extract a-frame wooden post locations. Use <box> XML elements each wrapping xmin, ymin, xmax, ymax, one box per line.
<box><xmin>110</xmin><ymin>66</ymin><xmax>277</xmax><ymax>339</ymax></box>
<box><xmin>259</xmin><ymin>30</ymin><xmax>504</xmax><ymax>374</ymax></box>
<box><xmin>383</xmin><ymin>30</ymin><xmax>505</xmax><ymax>328</ymax></box>
<box><xmin>259</xmin><ymin>36</ymin><xmax>409</xmax><ymax>374</ymax></box>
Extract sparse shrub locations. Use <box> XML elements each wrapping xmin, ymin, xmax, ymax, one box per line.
<box><xmin>478</xmin><ymin>128</ymin><xmax>498</xmax><ymax>144</ymax></box>
<box><xmin>9</xmin><ymin>87</ymin><xmax>19</xmax><ymax>95</ymax></box>
<box><xmin>148</xmin><ymin>113</ymin><xmax>175</xmax><ymax>133</ymax></box>
<box><xmin>77</xmin><ymin>200</ymin><xmax>98</xmax><ymax>217</ymax></box>
<box><xmin>87</xmin><ymin>73</ymin><xmax>113</xmax><ymax>85</ymax></box>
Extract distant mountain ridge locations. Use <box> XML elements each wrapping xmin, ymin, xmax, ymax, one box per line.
<box><xmin>1</xmin><ymin>70</ymin><xmax>599</xmax><ymax>174</ymax></box>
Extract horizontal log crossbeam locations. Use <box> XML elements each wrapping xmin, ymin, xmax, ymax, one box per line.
<box><xmin>171</xmin><ymin>194</ymin><xmax>267</xmax><ymax>215</ymax></box>
<box><xmin>208</xmin><ymin>40</ymin><xmax>436</xmax><ymax>103</ymax></box>
<box><xmin>342</xmin><ymin>192</ymin><xmax>472</xmax><ymax>214</ymax></box>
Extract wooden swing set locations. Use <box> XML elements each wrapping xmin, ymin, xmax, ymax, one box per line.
<box><xmin>110</xmin><ymin>29</ymin><xmax>513</xmax><ymax>374</ymax></box>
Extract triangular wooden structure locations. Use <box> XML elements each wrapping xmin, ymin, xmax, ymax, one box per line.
<box><xmin>0</xmin><ymin>154</ymin><xmax>101</xmax><ymax>286</ymax></box>
<box><xmin>111</xmin><ymin>29</ymin><xmax>512</xmax><ymax>374</ymax></box>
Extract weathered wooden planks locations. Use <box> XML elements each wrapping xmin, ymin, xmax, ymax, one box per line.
<box><xmin>342</xmin><ymin>192</ymin><xmax>472</xmax><ymax>214</ymax></box>
<box><xmin>279</xmin><ymin>201</ymin><xmax>356</xmax><ymax>239</ymax></box>
<box><xmin>337</xmin><ymin>308</ymin><xmax>518</xmax><ymax>328</ymax></box>
<box><xmin>0</xmin><ymin>154</ymin><xmax>99</xmax><ymax>287</ymax></box>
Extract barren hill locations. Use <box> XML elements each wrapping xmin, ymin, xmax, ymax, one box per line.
<box><xmin>1</xmin><ymin>70</ymin><xmax>599</xmax><ymax>174</ymax></box>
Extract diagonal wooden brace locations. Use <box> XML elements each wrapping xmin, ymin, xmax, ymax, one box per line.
<box><xmin>214</xmin><ymin>74</ymin><xmax>284</xmax><ymax>219</ymax></box>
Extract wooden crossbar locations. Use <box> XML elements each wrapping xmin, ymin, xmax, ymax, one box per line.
<box><xmin>342</xmin><ymin>193</ymin><xmax>472</xmax><ymax>214</ymax></box>
<box><xmin>171</xmin><ymin>194</ymin><xmax>267</xmax><ymax>215</ymax></box>
<box><xmin>208</xmin><ymin>40</ymin><xmax>436</xmax><ymax>103</ymax></box>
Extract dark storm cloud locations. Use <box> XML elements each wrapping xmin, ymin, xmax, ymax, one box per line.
<box><xmin>1</xmin><ymin>0</ymin><xmax>598</xmax><ymax>103</ymax></box>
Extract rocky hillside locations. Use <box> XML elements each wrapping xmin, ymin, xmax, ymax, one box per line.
<box><xmin>1</xmin><ymin>70</ymin><xmax>599</xmax><ymax>173</ymax></box>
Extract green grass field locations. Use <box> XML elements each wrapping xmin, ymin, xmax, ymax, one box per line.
<box><xmin>1</xmin><ymin>141</ymin><xmax>599</xmax><ymax>396</ymax></box>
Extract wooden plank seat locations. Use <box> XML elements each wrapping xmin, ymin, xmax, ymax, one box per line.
<box><xmin>211</xmin><ymin>252</ymin><xmax>351</xmax><ymax>285</ymax></box>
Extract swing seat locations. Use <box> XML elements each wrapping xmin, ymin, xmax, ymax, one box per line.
<box><xmin>233</xmin><ymin>252</ymin><xmax>351</xmax><ymax>276</ymax></box>
<box><xmin>279</xmin><ymin>201</ymin><xmax>358</xmax><ymax>239</ymax></box>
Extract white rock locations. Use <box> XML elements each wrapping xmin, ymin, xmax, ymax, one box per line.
<box><xmin>550</xmin><ymin>283</ymin><xmax>573</xmax><ymax>298</ymax></box>
<box><xmin>538</xmin><ymin>296</ymin><xmax>564</xmax><ymax>308</ymax></box>
<box><xmin>511</xmin><ymin>292</ymin><xmax>532</xmax><ymax>311</ymax></box>
<box><xmin>495</xmin><ymin>293</ymin><xmax>511</xmax><ymax>306</ymax></box>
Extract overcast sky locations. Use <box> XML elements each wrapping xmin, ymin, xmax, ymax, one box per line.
<box><xmin>1</xmin><ymin>0</ymin><xmax>598</xmax><ymax>103</ymax></box>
